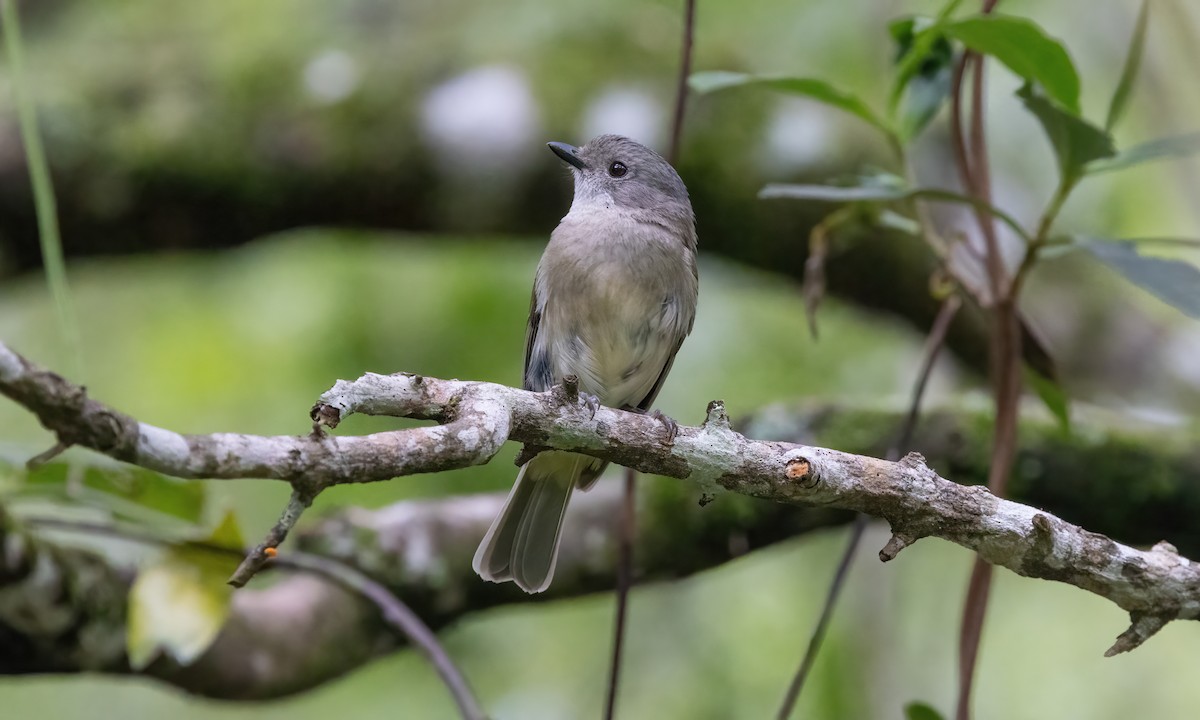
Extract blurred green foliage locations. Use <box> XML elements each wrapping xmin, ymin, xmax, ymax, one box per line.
<box><xmin>3</xmin><ymin>0</ymin><xmax>1200</xmax><ymax>717</ymax></box>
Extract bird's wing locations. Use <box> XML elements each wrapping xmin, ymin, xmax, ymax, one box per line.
<box><xmin>633</xmin><ymin>335</ymin><xmax>684</xmax><ymax>412</ymax></box>
<box><xmin>522</xmin><ymin>285</ymin><xmax>550</xmax><ymax>392</ymax></box>
<box><xmin>635</xmin><ymin>243</ymin><xmax>697</xmax><ymax>412</ymax></box>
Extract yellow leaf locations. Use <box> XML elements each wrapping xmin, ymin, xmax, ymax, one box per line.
<box><xmin>126</xmin><ymin>544</ymin><xmax>238</xmax><ymax>670</ymax></box>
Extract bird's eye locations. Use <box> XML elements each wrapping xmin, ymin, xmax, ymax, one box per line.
<box><xmin>608</xmin><ymin>161</ymin><xmax>628</xmax><ymax>178</ymax></box>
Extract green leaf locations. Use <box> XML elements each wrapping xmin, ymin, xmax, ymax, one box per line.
<box><xmin>9</xmin><ymin>459</ymin><xmax>207</xmax><ymax>524</ymax></box>
<box><xmin>889</xmin><ymin>16</ymin><xmax>955</xmax><ymax>141</ymax></box>
<box><xmin>905</xmin><ymin>702</ymin><xmax>947</xmax><ymax>720</ymax></box>
<box><xmin>1017</xmin><ymin>84</ymin><xmax>1116</xmax><ymax>183</ymax></box>
<box><xmin>888</xmin><ymin>0</ymin><xmax>966</xmax><ymax>114</ymax></box>
<box><xmin>1106</xmin><ymin>0</ymin><xmax>1150</xmax><ymax>132</ymax></box>
<box><xmin>1086</xmin><ymin>132</ymin><xmax>1200</xmax><ymax>175</ymax></box>
<box><xmin>1079</xmin><ymin>239</ymin><xmax>1200</xmax><ymax>319</ymax></box>
<box><xmin>688</xmin><ymin>71</ymin><xmax>894</xmax><ymax>138</ymax></box>
<box><xmin>1025</xmin><ymin>366</ymin><xmax>1070</xmax><ymax>433</ymax></box>
<box><xmin>126</xmin><ymin>543</ymin><xmax>238</xmax><ymax>670</ymax></box>
<box><xmin>760</xmin><ymin>182</ymin><xmax>1030</xmax><ymax>242</ymax></box>
<box><xmin>943</xmin><ymin>14</ymin><xmax>1081</xmax><ymax>113</ymax></box>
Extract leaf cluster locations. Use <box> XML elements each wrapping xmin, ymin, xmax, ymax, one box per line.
<box><xmin>691</xmin><ymin>0</ymin><xmax>1199</xmax><ymax>431</ymax></box>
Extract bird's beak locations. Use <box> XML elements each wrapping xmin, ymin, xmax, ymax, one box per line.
<box><xmin>547</xmin><ymin>141</ymin><xmax>587</xmax><ymax>170</ymax></box>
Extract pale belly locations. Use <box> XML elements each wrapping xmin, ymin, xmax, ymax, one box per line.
<box><xmin>544</xmin><ymin>283</ymin><xmax>673</xmax><ymax>407</ymax></box>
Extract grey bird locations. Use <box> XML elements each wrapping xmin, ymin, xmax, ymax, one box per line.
<box><xmin>472</xmin><ymin>134</ymin><xmax>699</xmax><ymax>593</ymax></box>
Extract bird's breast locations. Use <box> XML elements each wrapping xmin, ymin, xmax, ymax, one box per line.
<box><xmin>534</xmin><ymin>210</ymin><xmax>695</xmax><ymax>407</ymax></box>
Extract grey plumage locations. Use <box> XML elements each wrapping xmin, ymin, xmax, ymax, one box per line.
<box><xmin>472</xmin><ymin>135</ymin><xmax>698</xmax><ymax>593</ymax></box>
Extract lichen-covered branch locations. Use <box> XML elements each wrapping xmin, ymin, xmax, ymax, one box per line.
<box><xmin>2</xmin><ymin>341</ymin><xmax>1198</xmax><ymax>654</ymax></box>
<box><xmin>0</xmin><ymin>504</ymin><xmax>382</xmax><ymax>698</ymax></box>
<box><xmin>0</xmin><ymin>477</ymin><xmax>837</xmax><ymax>699</ymax></box>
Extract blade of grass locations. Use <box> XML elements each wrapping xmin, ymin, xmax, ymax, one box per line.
<box><xmin>1</xmin><ymin>0</ymin><xmax>82</xmax><ymax>379</ymax></box>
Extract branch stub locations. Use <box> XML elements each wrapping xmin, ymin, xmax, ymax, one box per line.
<box><xmin>703</xmin><ymin>400</ymin><xmax>730</xmax><ymax>430</ymax></box>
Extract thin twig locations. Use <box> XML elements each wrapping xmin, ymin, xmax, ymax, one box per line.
<box><xmin>774</xmin><ymin>295</ymin><xmax>962</xmax><ymax>719</ymax></box>
<box><xmin>21</xmin><ymin>516</ymin><xmax>488</xmax><ymax>720</ymax></box>
<box><xmin>26</xmin><ymin>441</ymin><xmax>68</xmax><ymax>470</ymax></box>
<box><xmin>894</xmin><ymin>295</ymin><xmax>963</xmax><ymax>455</ymax></box>
<box><xmin>957</xmin><ymin>559</ymin><xmax>993</xmax><ymax>720</ymax></box>
<box><xmin>604</xmin><ymin>466</ymin><xmax>638</xmax><ymax>720</ymax></box>
<box><xmin>775</xmin><ymin>513</ymin><xmax>866</xmax><ymax>720</ymax></box>
<box><xmin>667</xmin><ymin>0</ymin><xmax>697</xmax><ymax>165</ymax></box>
<box><xmin>282</xmin><ymin>552</ymin><xmax>489</xmax><ymax>720</ymax></box>
<box><xmin>228</xmin><ymin>486</ymin><xmax>314</xmax><ymax>587</ymax></box>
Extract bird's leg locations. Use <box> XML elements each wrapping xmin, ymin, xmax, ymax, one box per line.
<box><xmin>624</xmin><ymin>406</ymin><xmax>679</xmax><ymax>445</ymax></box>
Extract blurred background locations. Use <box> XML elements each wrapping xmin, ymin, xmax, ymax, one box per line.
<box><xmin>1</xmin><ymin>0</ymin><xmax>1199</xmax><ymax>718</ymax></box>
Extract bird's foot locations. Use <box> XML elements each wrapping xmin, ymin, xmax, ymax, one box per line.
<box><xmin>580</xmin><ymin>392</ymin><xmax>601</xmax><ymax>418</ymax></box>
<box><xmin>621</xmin><ymin>406</ymin><xmax>678</xmax><ymax>445</ymax></box>
<box><xmin>642</xmin><ymin>409</ymin><xmax>679</xmax><ymax>445</ymax></box>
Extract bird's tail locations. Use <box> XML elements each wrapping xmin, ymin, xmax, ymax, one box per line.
<box><xmin>472</xmin><ymin>451</ymin><xmax>588</xmax><ymax>593</ymax></box>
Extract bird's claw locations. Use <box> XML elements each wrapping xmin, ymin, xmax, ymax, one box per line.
<box><xmin>581</xmin><ymin>392</ymin><xmax>601</xmax><ymax>418</ymax></box>
<box><xmin>649</xmin><ymin>409</ymin><xmax>679</xmax><ymax>445</ymax></box>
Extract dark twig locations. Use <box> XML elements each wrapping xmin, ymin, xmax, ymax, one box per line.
<box><xmin>894</xmin><ymin>295</ymin><xmax>963</xmax><ymax>456</ymax></box>
<box><xmin>775</xmin><ymin>295</ymin><xmax>962</xmax><ymax>719</ymax></box>
<box><xmin>26</xmin><ymin>441</ymin><xmax>68</xmax><ymax>470</ymax></box>
<box><xmin>604</xmin><ymin>466</ymin><xmax>638</xmax><ymax>720</ymax></box>
<box><xmin>774</xmin><ymin>513</ymin><xmax>865</xmax><ymax>720</ymax></box>
<box><xmin>667</xmin><ymin>0</ymin><xmax>697</xmax><ymax>165</ymax></box>
<box><xmin>957</xmin><ymin>559</ymin><xmax>992</xmax><ymax>719</ymax></box>
<box><xmin>282</xmin><ymin>552</ymin><xmax>488</xmax><ymax>720</ymax></box>
<box><xmin>21</xmin><ymin>516</ymin><xmax>487</xmax><ymax>720</ymax></box>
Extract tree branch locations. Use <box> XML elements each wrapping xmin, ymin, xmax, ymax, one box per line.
<box><xmin>2</xmin><ymin>340</ymin><xmax>1198</xmax><ymax>658</ymax></box>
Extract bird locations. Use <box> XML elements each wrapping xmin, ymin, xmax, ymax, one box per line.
<box><xmin>472</xmin><ymin>134</ymin><xmax>699</xmax><ymax>593</ymax></box>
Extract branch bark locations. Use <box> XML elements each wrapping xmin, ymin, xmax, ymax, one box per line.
<box><xmin>2</xmin><ymin>340</ymin><xmax>1199</xmax><ymax>662</ymax></box>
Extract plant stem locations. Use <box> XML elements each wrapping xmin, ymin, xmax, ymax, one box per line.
<box><xmin>603</xmin><ymin>466</ymin><xmax>638</xmax><ymax>720</ymax></box>
<box><xmin>1012</xmin><ymin>177</ymin><xmax>1077</xmax><ymax>294</ymax></box>
<box><xmin>952</xmin><ymin>3</ymin><xmax>1020</xmax><ymax>719</ymax></box>
<box><xmin>668</xmin><ymin>0</ymin><xmax>697</xmax><ymax>165</ymax></box>
<box><xmin>0</xmin><ymin>0</ymin><xmax>82</xmax><ymax>380</ymax></box>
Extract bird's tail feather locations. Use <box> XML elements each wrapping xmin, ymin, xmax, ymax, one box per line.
<box><xmin>472</xmin><ymin>451</ymin><xmax>584</xmax><ymax>593</ymax></box>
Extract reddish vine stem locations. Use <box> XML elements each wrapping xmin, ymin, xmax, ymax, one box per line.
<box><xmin>951</xmin><ymin>2</ymin><xmax>1022</xmax><ymax>719</ymax></box>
